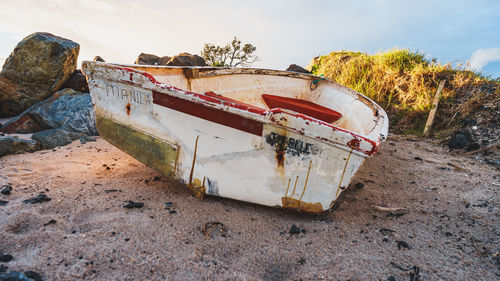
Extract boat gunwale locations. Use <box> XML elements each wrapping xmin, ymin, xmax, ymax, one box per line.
<box><xmin>82</xmin><ymin>61</ymin><xmax>387</xmax><ymax>157</ymax></box>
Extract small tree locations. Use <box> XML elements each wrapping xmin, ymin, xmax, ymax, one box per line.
<box><xmin>201</xmin><ymin>37</ymin><xmax>257</xmax><ymax>67</ymax></box>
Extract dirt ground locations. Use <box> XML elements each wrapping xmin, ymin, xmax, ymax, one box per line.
<box><xmin>0</xmin><ymin>135</ymin><xmax>498</xmax><ymax>281</ymax></box>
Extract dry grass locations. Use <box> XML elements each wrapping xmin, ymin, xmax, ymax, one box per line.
<box><xmin>309</xmin><ymin>49</ymin><xmax>498</xmax><ymax>135</ymax></box>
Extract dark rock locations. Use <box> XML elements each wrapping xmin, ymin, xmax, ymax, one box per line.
<box><xmin>447</xmin><ymin>130</ymin><xmax>472</xmax><ymax>150</ymax></box>
<box><xmin>123</xmin><ymin>201</ymin><xmax>143</xmax><ymax>209</ymax></box>
<box><xmin>286</xmin><ymin>64</ymin><xmax>310</xmax><ymax>74</ymax></box>
<box><xmin>165</xmin><ymin>202</ymin><xmax>173</xmax><ymax>209</ymax></box>
<box><xmin>0</xmin><ymin>200</ymin><xmax>7</xmax><ymax>206</ymax></box>
<box><xmin>0</xmin><ymin>271</ymin><xmax>42</xmax><ymax>281</ymax></box>
<box><xmin>0</xmin><ymin>137</ymin><xmax>38</xmax><ymax>157</ymax></box>
<box><xmin>79</xmin><ymin>135</ymin><xmax>96</xmax><ymax>144</ymax></box>
<box><xmin>1</xmin><ymin>185</ymin><xmax>12</xmax><ymax>195</ymax></box>
<box><xmin>93</xmin><ymin>56</ymin><xmax>105</xmax><ymax>62</ymax></box>
<box><xmin>354</xmin><ymin>182</ymin><xmax>365</xmax><ymax>189</ymax></box>
<box><xmin>396</xmin><ymin>240</ymin><xmax>411</xmax><ymax>250</ymax></box>
<box><xmin>0</xmin><ymin>32</ymin><xmax>79</xmax><ymax>117</ymax></box>
<box><xmin>289</xmin><ymin>224</ymin><xmax>302</xmax><ymax>235</ymax></box>
<box><xmin>134</xmin><ymin>53</ymin><xmax>168</xmax><ymax>65</ymax></box>
<box><xmin>61</xmin><ymin>70</ymin><xmax>89</xmax><ymax>93</ymax></box>
<box><xmin>0</xmin><ymin>254</ymin><xmax>13</xmax><ymax>263</ymax></box>
<box><xmin>24</xmin><ymin>271</ymin><xmax>42</xmax><ymax>281</ymax></box>
<box><xmin>43</xmin><ymin>219</ymin><xmax>57</xmax><ymax>226</ymax></box>
<box><xmin>379</xmin><ymin>228</ymin><xmax>396</xmax><ymax>236</ymax></box>
<box><xmin>466</xmin><ymin>142</ymin><xmax>480</xmax><ymax>151</ymax></box>
<box><xmin>32</xmin><ymin>129</ymin><xmax>82</xmax><ymax>149</ymax></box>
<box><xmin>1</xmin><ymin>88</ymin><xmax>97</xmax><ymax>136</ymax></box>
<box><xmin>414</xmin><ymin>157</ymin><xmax>423</xmax><ymax>161</ymax></box>
<box><xmin>153</xmin><ymin>176</ymin><xmax>161</xmax><ymax>181</ymax></box>
<box><xmin>387</xmin><ymin>276</ymin><xmax>397</xmax><ymax>281</ymax></box>
<box><xmin>0</xmin><ymin>265</ymin><xmax>7</xmax><ymax>273</ymax></box>
<box><xmin>166</xmin><ymin>53</ymin><xmax>206</xmax><ymax>66</ymax></box>
<box><xmin>135</xmin><ymin>53</ymin><xmax>159</xmax><ymax>65</ymax></box>
<box><xmin>23</xmin><ymin>193</ymin><xmax>51</xmax><ymax>204</ymax></box>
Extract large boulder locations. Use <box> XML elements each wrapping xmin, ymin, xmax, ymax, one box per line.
<box><xmin>0</xmin><ymin>136</ymin><xmax>38</xmax><ymax>157</ymax></box>
<box><xmin>61</xmin><ymin>70</ymin><xmax>89</xmax><ymax>93</ymax></box>
<box><xmin>0</xmin><ymin>32</ymin><xmax>79</xmax><ymax>117</ymax></box>
<box><xmin>134</xmin><ymin>52</ymin><xmax>206</xmax><ymax>66</ymax></box>
<box><xmin>286</xmin><ymin>64</ymin><xmax>310</xmax><ymax>74</ymax></box>
<box><xmin>166</xmin><ymin>53</ymin><xmax>206</xmax><ymax>66</ymax></box>
<box><xmin>32</xmin><ymin>128</ymin><xmax>82</xmax><ymax>149</ymax></box>
<box><xmin>0</xmin><ymin>88</ymin><xmax>97</xmax><ymax>136</ymax></box>
<box><xmin>134</xmin><ymin>53</ymin><xmax>170</xmax><ymax>65</ymax></box>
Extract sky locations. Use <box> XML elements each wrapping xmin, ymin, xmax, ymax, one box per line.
<box><xmin>0</xmin><ymin>0</ymin><xmax>499</xmax><ymax>78</ymax></box>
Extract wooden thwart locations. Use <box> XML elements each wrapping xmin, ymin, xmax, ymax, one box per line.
<box><xmin>423</xmin><ymin>80</ymin><xmax>446</xmax><ymax>137</ymax></box>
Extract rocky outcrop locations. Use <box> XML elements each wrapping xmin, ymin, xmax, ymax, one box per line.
<box><xmin>61</xmin><ymin>70</ymin><xmax>89</xmax><ymax>93</ymax></box>
<box><xmin>134</xmin><ymin>52</ymin><xmax>206</xmax><ymax>66</ymax></box>
<box><xmin>166</xmin><ymin>53</ymin><xmax>206</xmax><ymax>66</ymax></box>
<box><xmin>0</xmin><ymin>136</ymin><xmax>38</xmax><ymax>157</ymax></box>
<box><xmin>93</xmin><ymin>56</ymin><xmax>105</xmax><ymax>62</ymax></box>
<box><xmin>135</xmin><ymin>53</ymin><xmax>170</xmax><ymax>65</ymax></box>
<box><xmin>32</xmin><ymin>128</ymin><xmax>83</xmax><ymax>149</ymax></box>
<box><xmin>286</xmin><ymin>64</ymin><xmax>310</xmax><ymax>74</ymax></box>
<box><xmin>0</xmin><ymin>89</ymin><xmax>97</xmax><ymax>136</ymax></box>
<box><xmin>0</xmin><ymin>32</ymin><xmax>79</xmax><ymax>117</ymax></box>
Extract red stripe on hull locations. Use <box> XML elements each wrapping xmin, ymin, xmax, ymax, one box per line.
<box><xmin>153</xmin><ymin>91</ymin><xmax>263</xmax><ymax>136</ymax></box>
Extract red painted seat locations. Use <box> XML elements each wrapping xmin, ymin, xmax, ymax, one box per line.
<box><xmin>262</xmin><ymin>94</ymin><xmax>342</xmax><ymax>123</ymax></box>
<box><xmin>204</xmin><ymin>91</ymin><xmax>265</xmax><ymax>112</ymax></box>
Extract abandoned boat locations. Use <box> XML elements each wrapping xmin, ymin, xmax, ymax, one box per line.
<box><xmin>82</xmin><ymin>62</ymin><xmax>388</xmax><ymax>212</ymax></box>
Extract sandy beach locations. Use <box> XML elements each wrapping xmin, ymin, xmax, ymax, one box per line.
<box><xmin>0</xmin><ymin>135</ymin><xmax>498</xmax><ymax>280</ymax></box>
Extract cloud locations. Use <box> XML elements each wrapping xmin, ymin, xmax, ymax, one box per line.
<box><xmin>470</xmin><ymin>47</ymin><xmax>500</xmax><ymax>70</ymax></box>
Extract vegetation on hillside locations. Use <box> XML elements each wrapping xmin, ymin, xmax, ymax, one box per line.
<box><xmin>309</xmin><ymin>49</ymin><xmax>499</xmax><ymax>135</ymax></box>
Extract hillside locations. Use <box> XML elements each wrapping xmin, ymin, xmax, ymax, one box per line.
<box><xmin>307</xmin><ymin>49</ymin><xmax>499</xmax><ymax>138</ymax></box>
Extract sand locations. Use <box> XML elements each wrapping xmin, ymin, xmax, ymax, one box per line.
<box><xmin>0</xmin><ymin>135</ymin><xmax>498</xmax><ymax>280</ymax></box>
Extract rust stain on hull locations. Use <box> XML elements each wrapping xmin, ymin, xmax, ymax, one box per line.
<box><xmin>281</xmin><ymin>197</ymin><xmax>323</xmax><ymax>213</ymax></box>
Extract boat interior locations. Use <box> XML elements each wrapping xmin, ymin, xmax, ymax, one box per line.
<box><xmin>124</xmin><ymin>65</ymin><xmax>382</xmax><ymax>136</ymax></box>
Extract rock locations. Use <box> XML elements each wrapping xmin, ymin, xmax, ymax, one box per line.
<box><xmin>32</xmin><ymin>128</ymin><xmax>82</xmax><ymax>149</ymax></box>
<box><xmin>353</xmin><ymin>182</ymin><xmax>365</xmax><ymax>189</ymax></box>
<box><xmin>0</xmin><ymin>136</ymin><xmax>38</xmax><ymax>157</ymax></box>
<box><xmin>396</xmin><ymin>240</ymin><xmax>411</xmax><ymax>250</ymax></box>
<box><xmin>166</xmin><ymin>53</ymin><xmax>206</xmax><ymax>66</ymax></box>
<box><xmin>93</xmin><ymin>56</ymin><xmax>105</xmax><ymax>62</ymax></box>
<box><xmin>289</xmin><ymin>224</ymin><xmax>301</xmax><ymax>235</ymax></box>
<box><xmin>61</xmin><ymin>70</ymin><xmax>89</xmax><ymax>93</ymax></box>
<box><xmin>0</xmin><ymin>32</ymin><xmax>79</xmax><ymax>117</ymax></box>
<box><xmin>0</xmin><ymin>271</ymin><xmax>42</xmax><ymax>281</ymax></box>
<box><xmin>0</xmin><ymin>254</ymin><xmax>13</xmax><ymax>263</ymax></box>
<box><xmin>79</xmin><ymin>135</ymin><xmax>96</xmax><ymax>144</ymax></box>
<box><xmin>0</xmin><ymin>265</ymin><xmax>7</xmax><ymax>273</ymax></box>
<box><xmin>288</xmin><ymin>224</ymin><xmax>306</xmax><ymax>235</ymax></box>
<box><xmin>22</xmin><ymin>193</ymin><xmax>51</xmax><ymax>204</ymax></box>
<box><xmin>123</xmin><ymin>201</ymin><xmax>143</xmax><ymax>209</ymax></box>
<box><xmin>447</xmin><ymin>130</ymin><xmax>472</xmax><ymax>150</ymax></box>
<box><xmin>286</xmin><ymin>64</ymin><xmax>310</xmax><ymax>74</ymax></box>
<box><xmin>135</xmin><ymin>53</ymin><xmax>165</xmax><ymax>65</ymax></box>
<box><xmin>23</xmin><ymin>271</ymin><xmax>43</xmax><ymax>281</ymax></box>
<box><xmin>466</xmin><ymin>142</ymin><xmax>480</xmax><ymax>151</ymax></box>
<box><xmin>1</xmin><ymin>89</ymin><xmax>97</xmax><ymax>136</ymax></box>
<box><xmin>134</xmin><ymin>52</ymin><xmax>206</xmax><ymax>66</ymax></box>
<box><xmin>1</xmin><ymin>185</ymin><xmax>12</xmax><ymax>195</ymax></box>
<box><xmin>43</xmin><ymin>219</ymin><xmax>57</xmax><ymax>226</ymax></box>
<box><xmin>0</xmin><ymin>200</ymin><xmax>7</xmax><ymax>206</ymax></box>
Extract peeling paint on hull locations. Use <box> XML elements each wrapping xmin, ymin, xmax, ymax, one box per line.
<box><xmin>82</xmin><ymin>61</ymin><xmax>389</xmax><ymax>212</ymax></box>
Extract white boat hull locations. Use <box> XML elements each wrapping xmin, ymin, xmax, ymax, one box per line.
<box><xmin>82</xmin><ymin>62</ymin><xmax>388</xmax><ymax>212</ymax></box>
